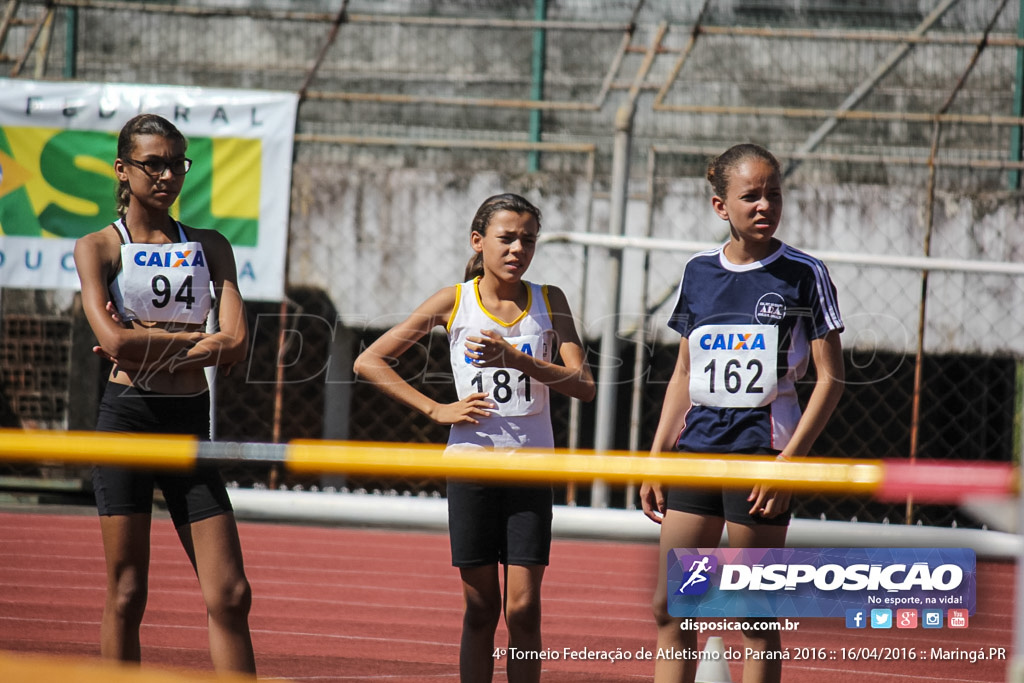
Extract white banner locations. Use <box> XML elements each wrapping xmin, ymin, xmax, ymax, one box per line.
<box><xmin>0</xmin><ymin>79</ymin><xmax>297</xmax><ymax>301</ymax></box>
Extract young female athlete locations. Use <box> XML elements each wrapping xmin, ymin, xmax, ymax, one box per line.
<box><xmin>640</xmin><ymin>144</ymin><xmax>845</xmax><ymax>683</ymax></box>
<box><xmin>354</xmin><ymin>193</ymin><xmax>595</xmax><ymax>683</ymax></box>
<box><xmin>73</xmin><ymin>114</ymin><xmax>255</xmax><ymax>674</ymax></box>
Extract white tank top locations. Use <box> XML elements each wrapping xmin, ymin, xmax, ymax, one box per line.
<box><xmin>108</xmin><ymin>219</ymin><xmax>213</xmax><ymax>326</ymax></box>
<box><xmin>446</xmin><ymin>278</ymin><xmax>556</xmax><ymax>450</ymax></box>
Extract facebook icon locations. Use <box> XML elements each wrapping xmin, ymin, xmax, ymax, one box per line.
<box><xmin>846</xmin><ymin>609</ymin><xmax>867</xmax><ymax>629</ymax></box>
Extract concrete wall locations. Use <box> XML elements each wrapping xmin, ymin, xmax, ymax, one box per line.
<box><xmin>287</xmin><ymin>162</ymin><xmax>1024</xmax><ymax>355</ymax></box>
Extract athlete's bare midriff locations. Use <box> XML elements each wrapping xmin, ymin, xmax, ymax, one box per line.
<box><xmin>107</xmin><ymin>318</ymin><xmax>210</xmax><ymax>395</ymax></box>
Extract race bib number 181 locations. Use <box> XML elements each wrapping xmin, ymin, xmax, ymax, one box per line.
<box><xmin>456</xmin><ymin>333</ymin><xmax>549</xmax><ymax>417</ymax></box>
<box><xmin>688</xmin><ymin>324</ymin><xmax>778</xmax><ymax>408</ymax></box>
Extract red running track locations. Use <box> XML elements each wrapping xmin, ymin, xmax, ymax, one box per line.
<box><xmin>0</xmin><ymin>508</ymin><xmax>1013</xmax><ymax>682</ymax></box>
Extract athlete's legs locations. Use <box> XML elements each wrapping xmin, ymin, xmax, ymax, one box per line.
<box><xmin>726</xmin><ymin>521</ymin><xmax>789</xmax><ymax>683</ymax></box>
<box><xmin>459</xmin><ymin>564</ymin><xmax>503</xmax><ymax>683</ymax></box>
<box><xmin>653</xmin><ymin>511</ymin><xmax>725</xmax><ymax>683</ymax></box>
<box><xmin>98</xmin><ymin>513</ymin><xmax>151</xmax><ymax>662</ymax></box>
<box><xmin>177</xmin><ymin>512</ymin><xmax>256</xmax><ymax>674</ymax></box>
<box><xmin>503</xmin><ymin>564</ymin><xmax>545</xmax><ymax>683</ymax></box>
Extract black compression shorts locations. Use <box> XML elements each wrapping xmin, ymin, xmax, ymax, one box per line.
<box><xmin>447</xmin><ymin>480</ymin><xmax>553</xmax><ymax>567</ymax></box>
<box><xmin>92</xmin><ymin>382</ymin><xmax>233</xmax><ymax>529</ymax></box>
<box><xmin>664</xmin><ymin>448</ymin><xmax>790</xmax><ymax>527</ymax></box>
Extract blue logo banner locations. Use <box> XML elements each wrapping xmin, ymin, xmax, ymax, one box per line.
<box><xmin>667</xmin><ymin>547</ymin><xmax>976</xmax><ymax>618</ymax></box>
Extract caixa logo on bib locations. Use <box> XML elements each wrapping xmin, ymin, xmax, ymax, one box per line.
<box><xmin>667</xmin><ymin>548</ymin><xmax>976</xmax><ymax>619</ymax></box>
<box><xmin>133</xmin><ymin>249</ymin><xmax>206</xmax><ymax>268</ymax></box>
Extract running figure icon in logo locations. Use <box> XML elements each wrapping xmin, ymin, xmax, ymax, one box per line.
<box><xmin>677</xmin><ymin>555</ymin><xmax>718</xmax><ymax>596</ymax></box>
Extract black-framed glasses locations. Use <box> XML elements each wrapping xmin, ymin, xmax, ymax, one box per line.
<box><xmin>124</xmin><ymin>157</ymin><xmax>192</xmax><ymax>177</ymax></box>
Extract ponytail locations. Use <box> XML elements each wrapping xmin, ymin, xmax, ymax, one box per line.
<box><xmin>464</xmin><ymin>252</ymin><xmax>484</xmax><ymax>281</ymax></box>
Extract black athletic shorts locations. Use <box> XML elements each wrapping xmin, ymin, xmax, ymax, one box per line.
<box><xmin>664</xmin><ymin>447</ymin><xmax>791</xmax><ymax>527</ymax></box>
<box><xmin>92</xmin><ymin>382</ymin><xmax>233</xmax><ymax>529</ymax></box>
<box><xmin>447</xmin><ymin>480</ymin><xmax>553</xmax><ymax>567</ymax></box>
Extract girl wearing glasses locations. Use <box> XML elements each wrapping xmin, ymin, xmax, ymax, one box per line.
<box><xmin>73</xmin><ymin>114</ymin><xmax>255</xmax><ymax>674</ymax></box>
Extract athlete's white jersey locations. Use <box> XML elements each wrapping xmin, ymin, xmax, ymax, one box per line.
<box><xmin>446</xmin><ymin>278</ymin><xmax>556</xmax><ymax>450</ymax></box>
<box><xmin>108</xmin><ymin>219</ymin><xmax>213</xmax><ymax>325</ymax></box>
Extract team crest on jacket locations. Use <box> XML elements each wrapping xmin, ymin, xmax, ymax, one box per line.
<box><xmin>756</xmin><ymin>293</ymin><xmax>786</xmax><ymax>323</ymax></box>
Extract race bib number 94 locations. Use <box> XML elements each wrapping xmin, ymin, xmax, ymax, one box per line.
<box><xmin>688</xmin><ymin>324</ymin><xmax>778</xmax><ymax>408</ymax></box>
<box><xmin>120</xmin><ymin>241</ymin><xmax>211</xmax><ymax>325</ymax></box>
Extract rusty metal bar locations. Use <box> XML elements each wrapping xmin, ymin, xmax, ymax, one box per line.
<box><xmin>653</xmin><ymin>0</ymin><xmax>711</xmax><ymax>107</ymax></box>
<box><xmin>696</xmin><ymin>23</ymin><xmax>1024</xmax><ymax>48</ymax></box>
<box><xmin>628</xmin><ymin>22</ymin><xmax>666</xmax><ymax>101</ymax></box>
<box><xmin>297</xmin><ymin>0</ymin><xmax>349</xmax><ymax>102</ymax></box>
<box><xmin>652</xmin><ymin>103</ymin><xmax>1024</xmax><ymax>127</ymax></box>
<box><xmin>294</xmin><ymin>133</ymin><xmax>596</xmax><ymax>154</ymax></box>
<box><xmin>908</xmin><ymin>0</ymin><xmax>1011</xmax><ymax>525</ymax></box>
<box><xmin>785</xmin><ymin>0</ymin><xmax>960</xmax><ymax>178</ymax></box>
<box><xmin>593</xmin><ymin>24</ymin><xmax>634</xmax><ymax>107</ymax></box>
<box><xmin>9</xmin><ymin>4</ymin><xmax>50</xmax><ymax>77</ymax></box>
<box><xmin>338</xmin><ymin>15</ymin><xmax>625</xmax><ymax>31</ymax></box>
<box><xmin>42</xmin><ymin>0</ymin><xmax>1024</xmax><ymax>45</ymax></box>
<box><xmin>53</xmin><ymin>0</ymin><xmax>335</xmax><ymax>21</ymax></box>
<box><xmin>43</xmin><ymin>0</ymin><xmax>1024</xmax><ymax>45</ymax></box>
<box><xmin>32</xmin><ymin>4</ymin><xmax>54</xmax><ymax>79</ymax></box>
<box><xmin>0</xmin><ymin>0</ymin><xmax>20</xmax><ymax>54</ymax></box>
<box><xmin>564</xmin><ymin>148</ymin><xmax>597</xmax><ymax>508</ymax></box>
<box><xmin>302</xmin><ymin>90</ymin><xmax>599</xmax><ymax>112</ymax></box>
<box><xmin>651</xmin><ymin>144</ymin><xmax>1024</xmax><ymax>170</ymax></box>
<box><xmin>49</xmin><ymin>1</ymin><xmax>627</xmax><ymax>31</ymax></box>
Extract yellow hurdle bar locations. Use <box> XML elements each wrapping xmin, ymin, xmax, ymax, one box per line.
<box><xmin>286</xmin><ymin>440</ymin><xmax>884</xmax><ymax>495</ymax></box>
<box><xmin>0</xmin><ymin>429</ymin><xmax>881</xmax><ymax>493</ymax></box>
<box><xmin>6</xmin><ymin>429</ymin><xmax>1016</xmax><ymax>500</ymax></box>
<box><xmin>0</xmin><ymin>651</ymin><xmax>265</xmax><ymax>683</ymax></box>
<box><xmin>0</xmin><ymin>429</ymin><xmax>197</xmax><ymax>469</ymax></box>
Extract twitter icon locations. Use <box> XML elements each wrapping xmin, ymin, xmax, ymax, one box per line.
<box><xmin>870</xmin><ymin>609</ymin><xmax>892</xmax><ymax>629</ymax></box>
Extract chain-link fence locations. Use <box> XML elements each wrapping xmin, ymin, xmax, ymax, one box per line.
<box><xmin>2</xmin><ymin>0</ymin><xmax>1023</xmax><ymax>526</ymax></box>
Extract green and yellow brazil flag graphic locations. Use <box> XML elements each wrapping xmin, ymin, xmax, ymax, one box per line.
<box><xmin>0</xmin><ymin>80</ymin><xmax>296</xmax><ymax>300</ymax></box>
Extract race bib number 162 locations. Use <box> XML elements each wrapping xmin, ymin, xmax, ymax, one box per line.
<box><xmin>688</xmin><ymin>324</ymin><xmax>778</xmax><ymax>408</ymax></box>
